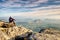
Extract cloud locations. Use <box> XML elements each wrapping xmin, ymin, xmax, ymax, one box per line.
<box><xmin>0</xmin><ymin>7</ymin><xmax>60</xmax><ymax>19</ymax></box>
<box><xmin>0</xmin><ymin>0</ymin><xmax>48</xmax><ymax>8</ymax></box>
<box><xmin>0</xmin><ymin>4</ymin><xmax>60</xmax><ymax>16</ymax></box>
<box><xmin>0</xmin><ymin>0</ymin><xmax>60</xmax><ymax>19</ymax></box>
<box><xmin>0</xmin><ymin>0</ymin><xmax>60</xmax><ymax>10</ymax></box>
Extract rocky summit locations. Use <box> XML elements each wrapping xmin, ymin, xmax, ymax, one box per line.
<box><xmin>0</xmin><ymin>27</ymin><xmax>33</xmax><ymax>40</ymax></box>
<box><xmin>0</xmin><ymin>21</ymin><xmax>60</xmax><ymax>40</ymax></box>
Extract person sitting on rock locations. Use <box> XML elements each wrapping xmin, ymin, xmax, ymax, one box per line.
<box><xmin>9</xmin><ymin>16</ymin><xmax>16</xmax><ymax>26</ymax></box>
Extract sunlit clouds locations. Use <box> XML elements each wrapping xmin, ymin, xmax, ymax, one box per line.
<box><xmin>0</xmin><ymin>0</ymin><xmax>60</xmax><ymax>19</ymax></box>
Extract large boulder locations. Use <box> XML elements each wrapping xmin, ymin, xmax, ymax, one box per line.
<box><xmin>33</xmin><ymin>28</ymin><xmax>60</xmax><ymax>40</ymax></box>
<box><xmin>3</xmin><ymin>22</ymin><xmax>16</xmax><ymax>28</ymax></box>
<box><xmin>0</xmin><ymin>21</ymin><xmax>15</xmax><ymax>28</ymax></box>
<box><xmin>0</xmin><ymin>26</ymin><xmax>33</xmax><ymax>40</ymax></box>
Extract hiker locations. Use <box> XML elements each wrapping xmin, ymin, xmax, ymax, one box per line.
<box><xmin>9</xmin><ymin>16</ymin><xmax>16</xmax><ymax>26</ymax></box>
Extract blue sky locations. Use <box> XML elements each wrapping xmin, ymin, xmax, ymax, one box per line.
<box><xmin>0</xmin><ymin>0</ymin><xmax>60</xmax><ymax>19</ymax></box>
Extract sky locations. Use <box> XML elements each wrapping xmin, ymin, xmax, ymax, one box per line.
<box><xmin>0</xmin><ymin>0</ymin><xmax>60</xmax><ymax>19</ymax></box>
